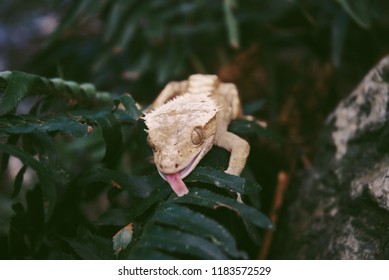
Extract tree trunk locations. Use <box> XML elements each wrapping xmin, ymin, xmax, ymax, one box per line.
<box><xmin>272</xmin><ymin>56</ymin><xmax>389</xmax><ymax>259</ymax></box>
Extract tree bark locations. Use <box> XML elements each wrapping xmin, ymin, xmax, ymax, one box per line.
<box><xmin>272</xmin><ymin>56</ymin><xmax>389</xmax><ymax>259</ymax></box>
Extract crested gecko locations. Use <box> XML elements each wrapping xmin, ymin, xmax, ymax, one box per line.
<box><xmin>143</xmin><ymin>74</ymin><xmax>250</xmax><ymax>196</ymax></box>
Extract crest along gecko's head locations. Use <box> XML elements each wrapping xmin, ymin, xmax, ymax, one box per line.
<box><xmin>143</xmin><ymin>93</ymin><xmax>219</xmax><ymax>196</ymax></box>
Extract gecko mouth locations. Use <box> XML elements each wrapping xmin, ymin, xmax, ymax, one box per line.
<box><xmin>157</xmin><ymin>153</ymin><xmax>200</xmax><ymax>197</ymax></box>
<box><xmin>158</xmin><ymin>149</ymin><xmax>201</xmax><ymax>181</ymax></box>
<box><xmin>157</xmin><ymin>138</ymin><xmax>213</xmax><ymax>197</ymax></box>
<box><xmin>178</xmin><ymin>150</ymin><xmax>202</xmax><ymax>178</ymax></box>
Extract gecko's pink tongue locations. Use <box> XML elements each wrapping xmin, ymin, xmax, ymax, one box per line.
<box><xmin>165</xmin><ymin>173</ymin><xmax>189</xmax><ymax>197</ymax></box>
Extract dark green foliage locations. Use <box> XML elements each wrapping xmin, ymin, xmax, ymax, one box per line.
<box><xmin>25</xmin><ymin>0</ymin><xmax>386</xmax><ymax>98</ymax></box>
<box><xmin>113</xmin><ymin>94</ymin><xmax>142</xmax><ymax>123</ymax></box>
<box><xmin>112</xmin><ymin>223</ymin><xmax>134</xmax><ymax>255</ymax></box>
<box><xmin>335</xmin><ymin>0</ymin><xmax>372</xmax><ymax>28</ymax></box>
<box><xmin>125</xmin><ymin>197</ymin><xmax>255</xmax><ymax>259</ymax></box>
<box><xmin>0</xmin><ymin>144</ymin><xmax>57</xmax><ymax>221</ymax></box>
<box><xmin>0</xmin><ymin>114</ymin><xmax>88</xmax><ymax>136</ymax></box>
<box><xmin>2</xmin><ymin>0</ymin><xmax>384</xmax><ymax>261</ymax></box>
<box><xmin>223</xmin><ymin>0</ymin><xmax>240</xmax><ymax>49</ymax></box>
<box><xmin>0</xmin><ymin>72</ymin><xmax>34</xmax><ymax>116</ymax></box>
<box><xmin>0</xmin><ymin>194</ymin><xmax>13</xmax><ymax>235</ymax></box>
<box><xmin>176</xmin><ymin>188</ymin><xmax>272</xmax><ymax>230</ymax></box>
<box><xmin>0</xmin><ymin>69</ymin><xmax>272</xmax><ymax>259</ymax></box>
<box><xmin>62</xmin><ymin>228</ymin><xmax>114</xmax><ymax>260</ymax></box>
<box><xmin>94</xmin><ymin>112</ymin><xmax>123</xmax><ymax>166</ymax></box>
<box><xmin>0</xmin><ymin>71</ymin><xmax>111</xmax><ymax>115</ymax></box>
<box><xmin>29</xmin><ymin>0</ymin><xmax>297</xmax><ymax>95</ymax></box>
<box><xmin>229</xmin><ymin>119</ymin><xmax>282</xmax><ymax>142</ymax></box>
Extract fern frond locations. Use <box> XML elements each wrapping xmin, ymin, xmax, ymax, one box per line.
<box><xmin>0</xmin><ymin>144</ymin><xmax>57</xmax><ymax>221</ymax></box>
<box><xmin>0</xmin><ymin>113</ymin><xmax>89</xmax><ymax>137</ymax></box>
<box><xmin>0</xmin><ymin>71</ymin><xmax>112</xmax><ymax>116</ymax></box>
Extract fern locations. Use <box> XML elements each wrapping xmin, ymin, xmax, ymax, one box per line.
<box><xmin>0</xmin><ymin>71</ymin><xmax>112</xmax><ymax>115</ymax></box>
<box><xmin>92</xmin><ymin>163</ymin><xmax>271</xmax><ymax>259</ymax></box>
<box><xmin>0</xmin><ymin>144</ymin><xmax>57</xmax><ymax>220</ymax></box>
<box><xmin>0</xmin><ymin>114</ymin><xmax>89</xmax><ymax>136</ymax></box>
<box><xmin>0</xmin><ymin>71</ymin><xmax>138</xmax><ymax>228</ymax></box>
<box><xmin>108</xmin><ymin>179</ymin><xmax>272</xmax><ymax>259</ymax></box>
<box><xmin>1</xmin><ymin>70</ymin><xmax>272</xmax><ymax>259</ymax></box>
<box><xmin>32</xmin><ymin>0</ymin><xmax>293</xmax><ymax>89</ymax></box>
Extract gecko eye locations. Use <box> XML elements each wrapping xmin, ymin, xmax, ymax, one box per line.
<box><xmin>147</xmin><ymin>135</ymin><xmax>158</xmax><ymax>152</ymax></box>
<box><xmin>191</xmin><ymin>127</ymin><xmax>203</xmax><ymax>146</ymax></box>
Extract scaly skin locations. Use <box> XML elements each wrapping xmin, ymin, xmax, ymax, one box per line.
<box><xmin>143</xmin><ymin>74</ymin><xmax>250</xmax><ymax>196</ymax></box>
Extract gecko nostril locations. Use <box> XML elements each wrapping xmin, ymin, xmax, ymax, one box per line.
<box><xmin>175</xmin><ymin>163</ymin><xmax>178</xmax><ymax>168</ymax></box>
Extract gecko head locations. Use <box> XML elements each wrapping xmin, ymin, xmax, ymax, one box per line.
<box><xmin>143</xmin><ymin>93</ymin><xmax>219</xmax><ymax>196</ymax></box>
<box><xmin>146</xmin><ymin>117</ymin><xmax>217</xmax><ymax>178</ymax></box>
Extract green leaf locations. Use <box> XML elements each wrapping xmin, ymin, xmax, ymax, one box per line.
<box><xmin>129</xmin><ymin>225</ymin><xmax>229</xmax><ymax>259</ymax></box>
<box><xmin>243</xmin><ymin>99</ymin><xmax>266</xmax><ymax>115</ymax></box>
<box><xmin>0</xmin><ymin>71</ymin><xmax>35</xmax><ymax>115</ymax></box>
<box><xmin>229</xmin><ymin>118</ymin><xmax>282</xmax><ymax>142</ymax></box>
<box><xmin>23</xmin><ymin>132</ymin><xmax>58</xmax><ymax>166</ymax></box>
<box><xmin>118</xmin><ymin>24</ymin><xmax>136</xmax><ymax>50</ymax></box>
<box><xmin>187</xmin><ymin>166</ymin><xmax>244</xmax><ymax>192</ymax></box>
<box><xmin>113</xmin><ymin>223</ymin><xmax>134</xmax><ymax>255</ymax></box>
<box><xmin>12</xmin><ymin>165</ymin><xmax>27</xmax><ymax>199</ymax></box>
<box><xmin>113</xmin><ymin>94</ymin><xmax>142</xmax><ymax>122</ymax></box>
<box><xmin>0</xmin><ymin>71</ymin><xmax>112</xmax><ymax>111</ymax></box>
<box><xmin>104</xmin><ymin>1</ymin><xmax>129</xmax><ymax>43</ymax></box>
<box><xmin>125</xmin><ymin>186</ymin><xmax>171</xmax><ymax>220</ymax></box>
<box><xmin>43</xmin><ymin>115</ymin><xmax>89</xmax><ymax>137</ymax></box>
<box><xmin>0</xmin><ymin>114</ymin><xmax>89</xmax><ymax>137</ymax></box>
<box><xmin>96</xmin><ymin>186</ymin><xmax>171</xmax><ymax>226</ymax></box>
<box><xmin>63</xmin><ymin>234</ymin><xmax>113</xmax><ymax>260</ymax></box>
<box><xmin>331</xmin><ymin>10</ymin><xmax>350</xmax><ymax>67</ymax></box>
<box><xmin>37</xmin><ymin>77</ymin><xmax>112</xmax><ymax>106</ymax></box>
<box><xmin>79</xmin><ymin>167</ymin><xmax>127</xmax><ymax>188</ymax></box>
<box><xmin>186</xmin><ymin>166</ymin><xmax>261</xmax><ymax>195</ymax></box>
<box><xmin>223</xmin><ymin>0</ymin><xmax>240</xmax><ymax>49</ymax></box>
<box><xmin>0</xmin><ymin>144</ymin><xmax>56</xmax><ymax>221</ymax></box>
<box><xmin>198</xmin><ymin>146</ymin><xmax>230</xmax><ymax>171</ymax></box>
<box><xmin>0</xmin><ymin>194</ymin><xmax>14</xmax><ymax>235</ymax></box>
<box><xmin>176</xmin><ymin>188</ymin><xmax>272</xmax><ymax>229</ymax></box>
<box><xmin>95</xmin><ymin>208</ymin><xmax>133</xmax><ymax>227</ymax></box>
<box><xmin>125</xmin><ymin>172</ymin><xmax>166</xmax><ymax>198</ymax></box>
<box><xmin>79</xmin><ymin>168</ymin><xmax>165</xmax><ymax>198</ymax></box>
<box><xmin>242</xmin><ymin>219</ymin><xmax>264</xmax><ymax>246</ymax></box>
<box><xmin>152</xmin><ymin>203</ymin><xmax>247</xmax><ymax>259</ymax></box>
<box><xmin>336</xmin><ymin>0</ymin><xmax>371</xmax><ymax>29</ymax></box>
<box><xmin>0</xmin><ymin>134</ymin><xmax>19</xmax><ymax>172</ymax></box>
<box><xmin>94</xmin><ymin>113</ymin><xmax>122</xmax><ymax>166</ymax></box>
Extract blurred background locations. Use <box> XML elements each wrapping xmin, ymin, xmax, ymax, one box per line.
<box><xmin>2</xmin><ymin>0</ymin><xmax>388</xmax><ymax>164</ymax></box>
<box><xmin>1</xmin><ymin>0</ymin><xmax>389</xmax><ymax>259</ymax></box>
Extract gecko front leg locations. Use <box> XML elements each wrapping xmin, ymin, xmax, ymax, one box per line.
<box><xmin>144</xmin><ymin>74</ymin><xmax>252</xmax><ymax>198</ymax></box>
<box><xmin>215</xmin><ymin>130</ymin><xmax>250</xmax><ymax>176</ymax></box>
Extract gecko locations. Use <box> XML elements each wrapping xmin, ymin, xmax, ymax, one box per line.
<box><xmin>143</xmin><ymin>74</ymin><xmax>250</xmax><ymax>197</ymax></box>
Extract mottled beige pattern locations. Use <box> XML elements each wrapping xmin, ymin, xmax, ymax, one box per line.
<box><xmin>143</xmin><ymin>74</ymin><xmax>250</xmax><ymax>196</ymax></box>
